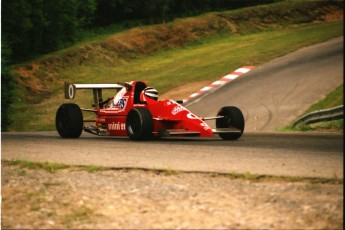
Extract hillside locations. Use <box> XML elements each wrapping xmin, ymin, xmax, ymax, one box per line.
<box><xmin>9</xmin><ymin>0</ymin><xmax>344</xmax><ymax>131</ymax></box>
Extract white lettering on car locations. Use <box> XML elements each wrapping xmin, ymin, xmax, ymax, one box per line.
<box><xmin>200</xmin><ymin>122</ymin><xmax>211</xmax><ymax>130</ymax></box>
<box><xmin>108</xmin><ymin>122</ymin><xmax>126</xmax><ymax>131</ymax></box>
<box><xmin>186</xmin><ymin>112</ymin><xmax>211</xmax><ymax>130</ymax></box>
<box><xmin>164</xmin><ymin>100</ymin><xmax>176</xmax><ymax>106</ymax></box>
<box><xmin>187</xmin><ymin>112</ymin><xmax>199</xmax><ymax>119</ymax></box>
<box><xmin>172</xmin><ymin>105</ymin><xmax>184</xmax><ymax>115</ymax></box>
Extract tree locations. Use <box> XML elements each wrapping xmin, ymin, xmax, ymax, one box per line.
<box><xmin>1</xmin><ymin>41</ymin><xmax>16</xmax><ymax>131</ymax></box>
<box><xmin>1</xmin><ymin>0</ymin><xmax>97</xmax><ymax>60</ymax></box>
<box><xmin>1</xmin><ymin>0</ymin><xmax>33</xmax><ymax>58</ymax></box>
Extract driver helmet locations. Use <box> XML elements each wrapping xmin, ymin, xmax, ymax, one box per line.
<box><xmin>140</xmin><ymin>87</ymin><xmax>158</xmax><ymax>104</ymax></box>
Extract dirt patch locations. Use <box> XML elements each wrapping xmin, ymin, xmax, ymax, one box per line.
<box><xmin>319</xmin><ymin>5</ymin><xmax>344</xmax><ymax>22</ymax></box>
<box><xmin>15</xmin><ymin>64</ymin><xmax>54</xmax><ymax>92</ymax></box>
<box><xmin>2</xmin><ymin>163</ymin><xmax>343</xmax><ymax>229</ymax></box>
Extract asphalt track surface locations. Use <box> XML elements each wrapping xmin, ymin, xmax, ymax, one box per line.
<box><xmin>1</xmin><ymin>131</ymin><xmax>343</xmax><ymax>179</ymax></box>
<box><xmin>1</xmin><ymin>37</ymin><xmax>344</xmax><ymax>179</ymax></box>
<box><xmin>187</xmin><ymin>37</ymin><xmax>344</xmax><ymax>132</ymax></box>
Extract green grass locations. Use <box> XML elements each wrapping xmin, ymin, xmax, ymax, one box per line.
<box><xmin>3</xmin><ymin>159</ymin><xmax>342</xmax><ymax>184</ymax></box>
<box><xmin>283</xmin><ymin>119</ymin><xmax>344</xmax><ymax>132</ymax></box>
<box><xmin>4</xmin><ymin>160</ymin><xmax>69</xmax><ymax>173</ymax></box>
<box><xmin>310</xmin><ymin>120</ymin><xmax>343</xmax><ymax>130</ymax></box>
<box><xmin>55</xmin><ymin>22</ymin><xmax>343</xmax><ymax>92</ymax></box>
<box><xmin>3</xmin><ymin>160</ymin><xmax>110</xmax><ymax>174</ymax></box>
<box><xmin>304</xmin><ymin>84</ymin><xmax>343</xmax><ymax>114</ymax></box>
<box><xmin>78</xmin><ymin>165</ymin><xmax>107</xmax><ymax>173</ymax></box>
<box><xmin>10</xmin><ymin>21</ymin><xmax>343</xmax><ymax>131</ymax></box>
<box><xmin>225</xmin><ymin>171</ymin><xmax>342</xmax><ymax>184</ymax></box>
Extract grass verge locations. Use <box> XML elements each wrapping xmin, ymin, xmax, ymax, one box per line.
<box><xmin>4</xmin><ymin>159</ymin><xmax>69</xmax><ymax>173</ymax></box>
<box><xmin>3</xmin><ymin>159</ymin><xmax>343</xmax><ymax>184</ymax></box>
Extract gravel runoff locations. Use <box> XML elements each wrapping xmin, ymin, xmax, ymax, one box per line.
<box><xmin>1</xmin><ymin>162</ymin><xmax>343</xmax><ymax>229</ymax></box>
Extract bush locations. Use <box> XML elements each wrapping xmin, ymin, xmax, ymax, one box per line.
<box><xmin>1</xmin><ymin>41</ymin><xmax>16</xmax><ymax>131</ymax></box>
<box><xmin>1</xmin><ymin>69</ymin><xmax>16</xmax><ymax>131</ymax></box>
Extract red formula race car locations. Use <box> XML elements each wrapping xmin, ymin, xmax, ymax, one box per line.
<box><xmin>56</xmin><ymin>81</ymin><xmax>245</xmax><ymax>140</ymax></box>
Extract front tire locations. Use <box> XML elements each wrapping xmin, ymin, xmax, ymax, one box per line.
<box><xmin>126</xmin><ymin>108</ymin><xmax>153</xmax><ymax>140</ymax></box>
<box><xmin>56</xmin><ymin>103</ymin><xmax>83</xmax><ymax>138</ymax></box>
<box><xmin>216</xmin><ymin>106</ymin><xmax>244</xmax><ymax>140</ymax></box>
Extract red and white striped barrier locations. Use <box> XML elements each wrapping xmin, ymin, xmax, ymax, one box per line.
<box><xmin>183</xmin><ymin>66</ymin><xmax>255</xmax><ymax>103</ymax></box>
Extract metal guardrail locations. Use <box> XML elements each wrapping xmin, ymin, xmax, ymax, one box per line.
<box><xmin>292</xmin><ymin>105</ymin><xmax>343</xmax><ymax>128</ymax></box>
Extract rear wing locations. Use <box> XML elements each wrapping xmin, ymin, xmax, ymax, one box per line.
<box><xmin>64</xmin><ymin>82</ymin><xmax>132</xmax><ymax>108</ymax></box>
<box><xmin>64</xmin><ymin>82</ymin><xmax>125</xmax><ymax>99</ymax></box>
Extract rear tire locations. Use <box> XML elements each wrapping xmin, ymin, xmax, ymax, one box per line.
<box><xmin>216</xmin><ymin>106</ymin><xmax>244</xmax><ymax>140</ymax></box>
<box><xmin>126</xmin><ymin>108</ymin><xmax>153</xmax><ymax>140</ymax></box>
<box><xmin>56</xmin><ymin>103</ymin><xmax>83</xmax><ymax>138</ymax></box>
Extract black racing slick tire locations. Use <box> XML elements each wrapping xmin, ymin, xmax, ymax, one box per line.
<box><xmin>56</xmin><ymin>103</ymin><xmax>83</xmax><ymax>138</ymax></box>
<box><xmin>216</xmin><ymin>106</ymin><xmax>245</xmax><ymax>140</ymax></box>
<box><xmin>126</xmin><ymin>108</ymin><xmax>153</xmax><ymax>141</ymax></box>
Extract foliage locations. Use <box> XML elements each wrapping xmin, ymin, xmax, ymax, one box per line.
<box><xmin>1</xmin><ymin>0</ymin><xmax>97</xmax><ymax>60</ymax></box>
<box><xmin>1</xmin><ymin>70</ymin><xmax>15</xmax><ymax>131</ymax></box>
<box><xmin>1</xmin><ymin>69</ymin><xmax>15</xmax><ymax>131</ymax></box>
<box><xmin>1</xmin><ymin>40</ymin><xmax>16</xmax><ymax>131</ymax></box>
<box><xmin>1</xmin><ymin>0</ymin><xmax>276</xmax><ymax>62</ymax></box>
